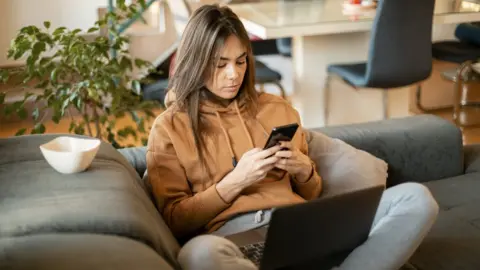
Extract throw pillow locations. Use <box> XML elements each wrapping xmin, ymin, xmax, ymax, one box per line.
<box><xmin>305</xmin><ymin>130</ymin><xmax>388</xmax><ymax>199</ymax></box>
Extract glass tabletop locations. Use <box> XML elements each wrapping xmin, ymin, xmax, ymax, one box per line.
<box><xmin>214</xmin><ymin>0</ymin><xmax>480</xmax><ymax>28</ymax></box>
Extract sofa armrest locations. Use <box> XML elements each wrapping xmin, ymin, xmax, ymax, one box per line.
<box><xmin>0</xmin><ymin>134</ymin><xmax>180</xmax><ymax>269</ymax></box>
<box><xmin>0</xmin><ymin>234</ymin><xmax>175</xmax><ymax>270</ymax></box>
<box><xmin>310</xmin><ymin>115</ymin><xmax>464</xmax><ymax>186</ymax></box>
<box><xmin>464</xmin><ymin>144</ymin><xmax>480</xmax><ymax>174</ymax></box>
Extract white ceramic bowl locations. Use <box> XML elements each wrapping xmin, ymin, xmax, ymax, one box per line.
<box><xmin>39</xmin><ymin>136</ymin><xmax>101</xmax><ymax>174</ymax></box>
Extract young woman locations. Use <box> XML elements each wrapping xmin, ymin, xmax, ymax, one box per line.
<box><xmin>146</xmin><ymin>4</ymin><xmax>439</xmax><ymax>270</ymax></box>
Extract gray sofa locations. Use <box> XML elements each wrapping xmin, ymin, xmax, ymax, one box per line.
<box><xmin>1</xmin><ymin>114</ymin><xmax>479</xmax><ymax>270</ymax></box>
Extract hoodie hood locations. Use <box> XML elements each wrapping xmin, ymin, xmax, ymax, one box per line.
<box><xmin>164</xmin><ymin>88</ymin><xmax>264</xmax><ymax>167</ymax></box>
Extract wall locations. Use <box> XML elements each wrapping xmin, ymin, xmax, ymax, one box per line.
<box><xmin>0</xmin><ymin>0</ymin><xmax>105</xmax><ymax>66</ymax></box>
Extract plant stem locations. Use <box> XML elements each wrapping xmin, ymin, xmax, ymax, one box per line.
<box><xmin>82</xmin><ymin>103</ymin><xmax>93</xmax><ymax>137</ymax></box>
<box><xmin>39</xmin><ymin>108</ymin><xmax>49</xmax><ymax>124</ymax></box>
<box><xmin>68</xmin><ymin>107</ymin><xmax>75</xmax><ymax>123</ymax></box>
<box><xmin>93</xmin><ymin>107</ymin><xmax>102</xmax><ymax>139</ymax></box>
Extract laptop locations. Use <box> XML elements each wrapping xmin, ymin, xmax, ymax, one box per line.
<box><xmin>226</xmin><ymin>185</ymin><xmax>385</xmax><ymax>270</ymax></box>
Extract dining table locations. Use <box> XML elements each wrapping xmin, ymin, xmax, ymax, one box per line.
<box><xmin>217</xmin><ymin>0</ymin><xmax>480</xmax><ymax>128</ymax></box>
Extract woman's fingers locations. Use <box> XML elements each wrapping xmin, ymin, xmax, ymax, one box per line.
<box><xmin>275</xmin><ymin>163</ymin><xmax>288</xmax><ymax>171</ymax></box>
<box><xmin>258</xmin><ymin>155</ymin><xmax>280</xmax><ymax>168</ymax></box>
<box><xmin>279</xmin><ymin>141</ymin><xmax>293</xmax><ymax>150</ymax></box>
<box><xmin>275</xmin><ymin>150</ymin><xmax>294</xmax><ymax>159</ymax></box>
<box><xmin>254</xmin><ymin>145</ymin><xmax>282</xmax><ymax>160</ymax></box>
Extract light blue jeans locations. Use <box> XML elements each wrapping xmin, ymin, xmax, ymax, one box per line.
<box><xmin>178</xmin><ymin>182</ymin><xmax>439</xmax><ymax>270</ymax></box>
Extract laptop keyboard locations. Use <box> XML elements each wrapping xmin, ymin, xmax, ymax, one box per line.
<box><xmin>239</xmin><ymin>242</ymin><xmax>265</xmax><ymax>266</ymax></box>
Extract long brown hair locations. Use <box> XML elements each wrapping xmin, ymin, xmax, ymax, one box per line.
<box><xmin>168</xmin><ymin>4</ymin><xmax>257</xmax><ymax>171</ymax></box>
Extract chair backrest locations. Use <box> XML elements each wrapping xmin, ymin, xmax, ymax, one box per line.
<box><xmin>365</xmin><ymin>0</ymin><xmax>435</xmax><ymax>88</ymax></box>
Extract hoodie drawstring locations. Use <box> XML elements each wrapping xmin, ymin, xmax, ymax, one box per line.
<box><xmin>215</xmin><ymin>111</ymin><xmax>238</xmax><ymax>167</ymax></box>
<box><xmin>234</xmin><ymin>101</ymin><xmax>255</xmax><ymax>149</ymax></box>
<box><xmin>214</xmin><ymin>100</ymin><xmax>257</xmax><ymax>168</ymax></box>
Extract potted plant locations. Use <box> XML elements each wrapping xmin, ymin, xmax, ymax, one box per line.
<box><xmin>0</xmin><ymin>0</ymin><xmax>162</xmax><ymax>148</ymax></box>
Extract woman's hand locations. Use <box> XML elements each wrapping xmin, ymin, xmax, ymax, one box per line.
<box><xmin>216</xmin><ymin>145</ymin><xmax>282</xmax><ymax>202</ymax></box>
<box><xmin>274</xmin><ymin>141</ymin><xmax>313</xmax><ymax>183</ymax></box>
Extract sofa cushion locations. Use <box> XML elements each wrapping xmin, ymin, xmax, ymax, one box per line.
<box><xmin>0</xmin><ymin>134</ymin><xmax>180</xmax><ymax>269</ymax></box>
<box><xmin>313</xmin><ymin>115</ymin><xmax>464</xmax><ymax>187</ymax></box>
<box><xmin>410</xmin><ymin>206</ymin><xmax>480</xmax><ymax>270</ymax></box>
<box><xmin>305</xmin><ymin>130</ymin><xmax>388</xmax><ymax>199</ymax></box>
<box><xmin>410</xmin><ymin>174</ymin><xmax>480</xmax><ymax>269</ymax></box>
<box><xmin>423</xmin><ymin>173</ymin><xmax>480</xmax><ymax>209</ymax></box>
<box><xmin>0</xmin><ymin>233</ymin><xmax>174</xmax><ymax>270</ymax></box>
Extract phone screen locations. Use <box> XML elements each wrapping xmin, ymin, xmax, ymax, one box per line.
<box><xmin>263</xmin><ymin>123</ymin><xmax>299</xmax><ymax>149</ymax></box>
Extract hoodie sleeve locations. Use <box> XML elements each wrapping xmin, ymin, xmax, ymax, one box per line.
<box><xmin>291</xmin><ymin>127</ymin><xmax>323</xmax><ymax>200</ymax></box>
<box><xmin>288</xmin><ymin>105</ymin><xmax>323</xmax><ymax>200</ymax></box>
<box><xmin>146</xmin><ymin>116</ymin><xmax>230</xmax><ymax>238</ymax></box>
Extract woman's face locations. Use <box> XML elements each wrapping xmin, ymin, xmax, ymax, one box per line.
<box><xmin>205</xmin><ymin>35</ymin><xmax>247</xmax><ymax>101</ymax></box>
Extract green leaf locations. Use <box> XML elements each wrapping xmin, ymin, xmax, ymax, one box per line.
<box><xmin>139</xmin><ymin>0</ymin><xmax>147</xmax><ymax>10</ymax></box>
<box><xmin>32</xmin><ymin>41</ymin><xmax>47</xmax><ymax>55</ymax></box>
<box><xmin>52</xmin><ymin>113</ymin><xmax>61</xmax><ymax>124</ymax></box>
<box><xmin>31</xmin><ymin>123</ymin><xmax>46</xmax><ymax>134</ymax></box>
<box><xmin>74</xmin><ymin>122</ymin><xmax>85</xmax><ymax>135</ymax></box>
<box><xmin>99</xmin><ymin>115</ymin><xmax>108</xmax><ymax>124</ymax></box>
<box><xmin>53</xmin><ymin>27</ymin><xmax>66</xmax><ymax>36</ymax></box>
<box><xmin>71</xmin><ymin>29</ymin><xmax>82</xmax><ymax>35</ymax></box>
<box><xmin>117</xmin><ymin>125</ymin><xmax>137</xmax><ymax>140</ymax></box>
<box><xmin>141</xmin><ymin>137</ymin><xmax>148</xmax><ymax>146</ymax></box>
<box><xmin>87</xmin><ymin>27</ymin><xmax>99</xmax><ymax>33</ymax></box>
<box><xmin>131</xmin><ymin>80</ymin><xmax>141</xmax><ymax>94</ymax></box>
<box><xmin>12</xmin><ymin>101</ymin><xmax>24</xmax><ymax>111</ymax></box>
<box><xmin>95</xmin><ymin>18</ymin><xmax>107</xmax><ymax>27</ymax></box>
<box><xmin>134</xmin><ymin>58</ymin><xmax>149</xmax><ymax>68</ymax></box>
<box><xmin>75</xmin><ymin>98</ymin><xmax>83</xmax><ymax>110</ymax></box>
<box><xmin>120</xmin><ymin>57</ymin><xmax>132</xmax><ymax>70</ymax></box>
<box><xmin>62</xmin><ymin>96</ymin><xmax>71</xmax><ymax>110</ymax></box>
<box><xmin>17</xmin><ymin>108</ymin><xmax>28</xmax><ymax>120</ymax></box>
<box><xmin>36</xmin><ymin>32</ymin><xmax>53</xmax><ymax>46</ymax></box>
<box><xmin>7</xmin><ymin>48</ymin><xmax>14</xmax><ymax>59</ymax></box>
<box><xmin>129</xmin><ymin>5</ymin><xmax>139</xmax><ymax>15</ymax></box>
<box><xmin>4</xmin><ymin>104</ymin><xmax>14</xmax><ymax>116</ymax></box>
<box><xmin>20</xmin><ymin>25</ymin><xmax>38</xmax><ymax>35</ymax></box>
<box><xmin>0</xmin><ymin>69</ymin><xmax>9</xmax><ymax>83</ymax></box>
<box><xmin>69</xmin><ymin>122</ymin><xmax>76</xmax><ymax>133</ymax></box>
<box><xmin>50</xmin><ymin>68</ymin><xmax>58</xmax><ymax>83</ymax></box>
<box><xmin>32</xmin><ymin>107</ymin><xmax>40</xmax><ymax>121</ymax></box>
<box><xmin>15</xmin><ymin>128</ymin><xmax>27</xmax><ymax>136</ymax></box>
<box><xmin>116</xmin><ymin>0</ymin><xmax>127</xmax><ymax>10</ymax></box>
<box><xmin>0</xmin><ymin>92</ymin><xmax>5</xmax><ymax>105</ymax></box>
<box><xmin>43</xmin><ymin>21</ymin><xmax>51</xmax><ymax>29</ymax></box>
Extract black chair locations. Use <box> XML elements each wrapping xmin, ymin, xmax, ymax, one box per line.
<box><xmin>325</xmin><ymin>0</ymin><xmax>435</xmax><ymax>124</ymax></box>
<box><xmin>255</xmin><ymin>60</ymin><xmax>287</xmax><ymax>98</ymax></box>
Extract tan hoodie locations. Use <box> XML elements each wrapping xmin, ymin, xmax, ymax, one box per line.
<box><xmin>146</xmin><ymin>93</ymin><xmax>322</xmax><ymax>239</ymax></box>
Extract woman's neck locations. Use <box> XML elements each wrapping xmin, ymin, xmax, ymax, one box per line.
<box><xmin>203</xmin><ymin>89</ymin><xmax>236</xmax><ymax>107</ymax></box>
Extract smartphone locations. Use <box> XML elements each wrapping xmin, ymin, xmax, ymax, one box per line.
<box><xmin>263</xmin><ymin>123</ymin><xmax>299</xmax><ymax>149</ymax></box>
